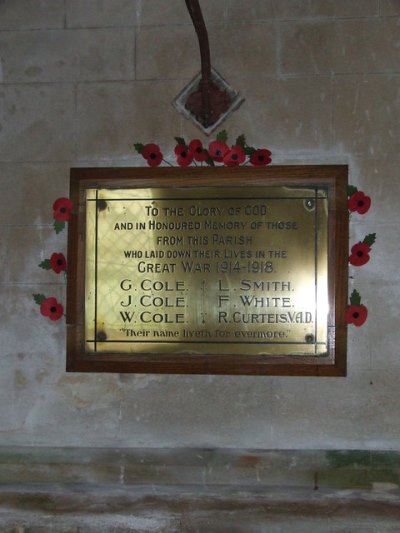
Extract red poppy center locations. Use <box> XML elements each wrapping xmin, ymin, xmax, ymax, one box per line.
<box><xmin>196</xmin><ymin>147</ymin><xmax>202</xmax><ymax>153</ymax></box>
<box><xmin>215</xmin><ymin>150</ymin><xmax>221</xmax><ymax>156</ymax></box>
<box><xmin>258</xmin><ymin>155</ymin><xmax>265</xmax><ymax>161</ymax></box>
<box><xmin>181</xmin><ymin>151</ymin><xmax>187</xmax><ymax>158</ymax></box>
<box><xmin>60</xmin><ymin>207</ymin><xmax>66</xmax><ymax>213</ymax></box>
<box><xmin>149</xmin><ymin>153</ymin><xmax>157</xmax><ymax>159</ymax></box>
<box><xmin>357</xmin><ymin>200</ymin><xmax>365</xmax><ymax>207</ymax></box>
<box><xmin>50</xmin><ymin>306</ymin><xmax>57</xmax><ymax>313</ymax></box>
<box><xmin>353</xmin><ymin>311</ymin><xmax>360</xmax><ymax>319</ymax></box>
<box><xmin>356</xmin><ymin>251</ymin><xmax>364</xmax><ymax>257</ymax></box>
<box><xmin>57</xmin><ymin>259</ymin><xmax>63</xmax><ymax>265</ymax></box>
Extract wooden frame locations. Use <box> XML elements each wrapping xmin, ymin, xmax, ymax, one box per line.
<box><xmin>67</xmin><ymin>165</ymin><xmax>348</xmax><ymax>376</ymax></box>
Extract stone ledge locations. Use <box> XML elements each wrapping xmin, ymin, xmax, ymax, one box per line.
<box><xmin>1</xmin><ymin>448</ymin><xmax>400</xmax><ymax>531</ymax></box>
<box><xmin>0</xmin><ymin>485</ymin><xmax>400</xmax><ymax>532</ymax></box>
<box><xmin>0</xmin><ymin>447</ymin><xmax>400</xmax><ymax>490</ymax></box>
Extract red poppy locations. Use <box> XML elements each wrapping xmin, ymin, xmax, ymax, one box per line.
<box><xmin>188</xmin><ymin>139</ymin><xmax>208</xmax><ymax>162</ymax></box>
<box><xmin>40</xmin><ymin>297</ymin><xmax>64</xmax><ymax>321</ymax></box>
<box><xmin>346</xmin><ymin>304</ymin><xmax>368</xmax><ymax>327</ymax></box>
<box><xmin>50</xmin><ymin>252</ymin><xmax>67</xmax><ymax>274</ymax></box>
<box><xmin>53</xmin><ymin>197</ymin><xmax>73</xmax><ymax>221</ymax></box>
<box><xmin>174</xmin><ymin>144</ymin><xmax>194</xmax><ymax>167</ymax></box>
<box><xmin>223</xmin><ymin>145</ymin><xmax>246</xmax><ymax>167</ymax></box>
<box><xmin>250</xmin><ymin>149</ymin><xmax>272</xmax><ymax>166</ymax></box>
<box><xmin>349</xmin><ymin>242</ymin><xmax>371</xmax><ymax>266</ymax></box>
<box><xmin>142</xmin><ymin>143</ymin><xmax>163</xmax><ymax>167</ymax></box>
<box><xmin>208</xmin><ymin>140</ymin><xmax>229</xmax><ymax>162</ymax></box>
<box><xmin>348</xmin><ymin>191</ymin><xmax>371</xmax><ymax>214</ymax></box>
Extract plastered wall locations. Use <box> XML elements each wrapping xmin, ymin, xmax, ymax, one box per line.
<box><xmin>0</xmin><ymin>0</ymin><xmax>399</xmax><ymax>449</ymax></box>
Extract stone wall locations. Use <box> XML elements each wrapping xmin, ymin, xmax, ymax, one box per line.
<box><xmin>0</xmin><ymin>0</ymin><xmax>399</xmax><ymax>449</ymax></box>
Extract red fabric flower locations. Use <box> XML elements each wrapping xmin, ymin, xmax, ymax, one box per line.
<box><xmin>348</xmin><ymin>191</ymin><xmax>371</xmax><ymax>214</ymax></box>
<box><xmin>53</xmin><ymin>198</ymin><xmax>73</xmax><ymax>221</ymax></box>
<box><xmin>174</xmin><ymin>144</ymin><xmax>194</xmax><ymax>167</ymax></box>
<box><xmin>208</xmin><ymin>140</ymin><xmax>229</xmax><ymax>162</ymax></box>
<box><xmin>142</xmin><ymin>143</ymin><xmax>163</xmax><ymax>167</ymax></box>
<box><xmin>346</xmin><ymin>304</ymin><xmax>368</xmax><ymax>327</ymax></box>
<box><xmin>223</xmin><ymin>145</ymin><xmax>246</xmax><ymax>167</ymax></box>
<box><xmin>349</xmin><ymin>242</ymin><xmax>371</xmax><ymax>266</ymax></box>
<box><xmin>250</xmin><ymin>149</ymin><xmax>272</xmax><ymax>166</ymax></box>
<box><xmin>50</xmin><ymin>252</ymin><xmax>67</xmax><ymax>274</ymax></box>
<box><xmin>40</xmin><ymin>297</ymin><xmax>64</xmax><ymax>321</ymax></box>
<box><xmin>188</xmin><ymin>139</ymin><xmax>208</xmax><ymax>162</ymax></box>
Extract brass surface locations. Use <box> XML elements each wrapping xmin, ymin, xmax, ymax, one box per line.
<box><xmin>85</xmin><ymin>186</ymin><xmax>328</xmax><ymax>357</ymax></box>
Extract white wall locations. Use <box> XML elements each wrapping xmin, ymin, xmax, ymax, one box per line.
<box><xmin>0</xmin><ymin>0</ymin><xmax>399</xmax><ymax>449</ymax></box>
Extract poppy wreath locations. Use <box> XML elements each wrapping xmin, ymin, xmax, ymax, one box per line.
<box><xmin>33</xmin><ymin>146</ymin><xmax>375</xmax><ymax>331</ymax></box>
<box><xmin>134</xmin><ymin>130</ymin><xmax>272</xmax><ymax>168</ymax></box>
<box><xmin>33</xmin><ymin>197</ymin><xmax>72</xmax><ymax>321</ymax></box>
<box><xmin>346</xmin><ymin>186</ymin><xmax>376</xmax><ymax>327</ymax></box>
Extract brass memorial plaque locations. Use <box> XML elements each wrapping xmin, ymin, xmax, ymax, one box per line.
<box><xmin>67</xmin><ymin>166</ymin><xmax>348</xmax><ymax>375</ymax></box>
<box><xmin>85</xmin><ymin>186</ymin><xmax>328</xmax><ymax>356</ymax></box>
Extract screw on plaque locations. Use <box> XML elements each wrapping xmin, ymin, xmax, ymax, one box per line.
<box><xmin>97</xmin><ymin>200</ymin><xmax>108</xmax><ymax>211</ymax></box>
<box><xmin>305</xmin><ymin>334</ymin><xmax>315</xmax><ymax>344</ymax></box>
<box><xmin>96</xmin><ymin>330</ymin><xmax>107</xmax><ymax>342</ymax></box>
<box><xmin>304</xmin><ymin>199</ymin><xmax>315</xmax><ymax>211</ymax></box>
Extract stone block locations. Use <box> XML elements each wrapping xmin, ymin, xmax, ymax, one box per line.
<box><xmin>138</xmin><ymin>0</ymin><xmax>227</xmax><ymax>26</ymax></box>
<box><xmin>0</xmin><ymin>283</ymin><xmax>65</xmax><ymax>360</ymax></box>
<box><xmin>230</xmin><ymin>0</ymin><xmax>378</xmax><ymax>20</ymax></box>
<box><xmin>269</xmin><ymin>371</ymin><xmax>383</xmax><ymax>448</ymax></box>
<box><xmin>119</xmin><ymin>374</ymin><xmax>274</xmax><ymax>448</ymax></box>
<box><xmin>0</xmin><ymin>163</ymin><xmax>70</xmax><ymax>225</ymax></box>
<box><xmin>274</xmin><ymin>0</ymin><xmax>335</xmax><ymax>18</ymax></box>
<box><xmin>380</xmin><ymin>0</ymin><xmax>400</xmax><ymax>15</ymax></box>
<box><xmin>75</xmin><ymin>81</ymin><xmax>182</xmax><ymax>160</ymax></box>
<box><xmin>347</xmin><ymin>319</ymin><xmax>372</xmax><ymax>371</ymax></box>
<box><xmin>281</xmin><ymin>18</ymin><xmax>398</xmax><ymax>76</ymax></box>
<box><xmin>0</xmin><ymin>225</ymin><xmax>66</xmax><ymax>283</ymax></box>
<box><xmin>333</xmin><ymin>0</ymin><xmax>379</xmax><ymax>17</ymax></box>
<box><xmin>352</xmin><ymin>157</ymin><xmax>400</xmax><ymax>225</ymax></box>
<box><xmin>369</xmin><ymin>283</ymin><xmax>400</xmax><ymax>370</ymax></box>
<box><xmin>360</xmin><ymin>371</ymin><xmax>400</xmax><ymax>447</ymax></box>
<box><xmin>29</xmin><ymin>374</ymin><xmax>123</xmax><ymax>446</ymax></box>
<box><xmin>0</xmin><ymin>29</ymin><xmax>135</xmax><ymax>83</ymax></box>
<box><xmin>136</xmin><ymin>25</ymin><xmax>198</xmax><ymax>80</ymax></box>
<box><xmin>333</xmin><ymin>75</ymin><xmax>400</xmax><ymax>156</ymax></box>
<box><xmin>333</xmin><ymin>18</ymin><xmax>400</xmax><ymax>73</ymax></box>
<box><xmin>66</xmin><ymin>0</ymin><xmax>137</xmax><ymax>28</ymax></box>
<box><xmin>0</xmin><ymin>0</ymin><xmax>65</xmax><ymax>30</ymax></box>
<box><xmin>206</xmin><ymin>77</ymin><xmax>333</xmax><ymax>153</ymax></box>
<box><xmin>226</xmin><ymin>0</ymin><xmax>277</xmax><ymax>22</ymax></box>
<box><xmin>0</xmin><ymin>353</ymin><xmax>122</xmax><ymax>445</ymax></box>
<box><xmin>0</xmin><ymin>84</ymin><xmax>75</xmax><ymax>161</ymax></box>
<box><xmin>349</xmin><ymin>223</ymin><xmax>394</xmax><ymax>285</ymax></box>
<box><xmin>209</xmin><ymin>24</ymin><xmax>277</xmax><ymax>79</ymax></box>
<box><xmin>136</xmin><ymin>23</ymin><xmax>276</xmax><ymax>81</ymax></box>
<box><xmin>280</xmin><ymin>21</ymin><xmax>335</xmax><ymax>75</ymax></box>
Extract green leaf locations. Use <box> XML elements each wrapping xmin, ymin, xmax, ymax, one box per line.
<box><xmin>205</xmin><ymin>156</ymin><xmax>215</xmax><ymax>167</ymax></box>
<box><xmin>363</xmin><ymin>233</ymin><xmax>376</xmax><ymax>247</ymax></box>
<box><xmin>174</xmin><ymin>136</ymin><xmax>186</xmax><ymax>146</ymax></box>
<box><xmin>54</xmin><ymin>220</ymin><xmax>65</xmax><ymax>234</ymax></box>
<box><xmin>347</xmin><ymin>185</ymin><xmax>358</xmax><ymax>197</ymax></box>
<box><xmin>39</xmin><ymin>259</ymin><xmax>51</xmax><ymax>270</ymax></box>
<box><xmin>235</xmin><ymin>134</ymin><xmax>246</xmax><ymax>148</ymax></box>
<box><xmin>216</xmin><ymin>130</ymin><xmax>228</xmax><ymax>143</ymax></box>
<box><xmin>244</xmin><ymin>146</ymin><xmax>255</xmax><ymax>156</ymax></box>
<box><xmin>350</xmin><ymin>289</ymin><xmax>361</xmax><ymax>306</ymax></box>
<box><xmin>33</xmin><ymin>293</ymin><xmax>46</xmax><ymax>305</ymax></box>
<box><xmin>133</xmin><ymin>142</ymin><xmax>144</xmax><ymax>154</ymax></box>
